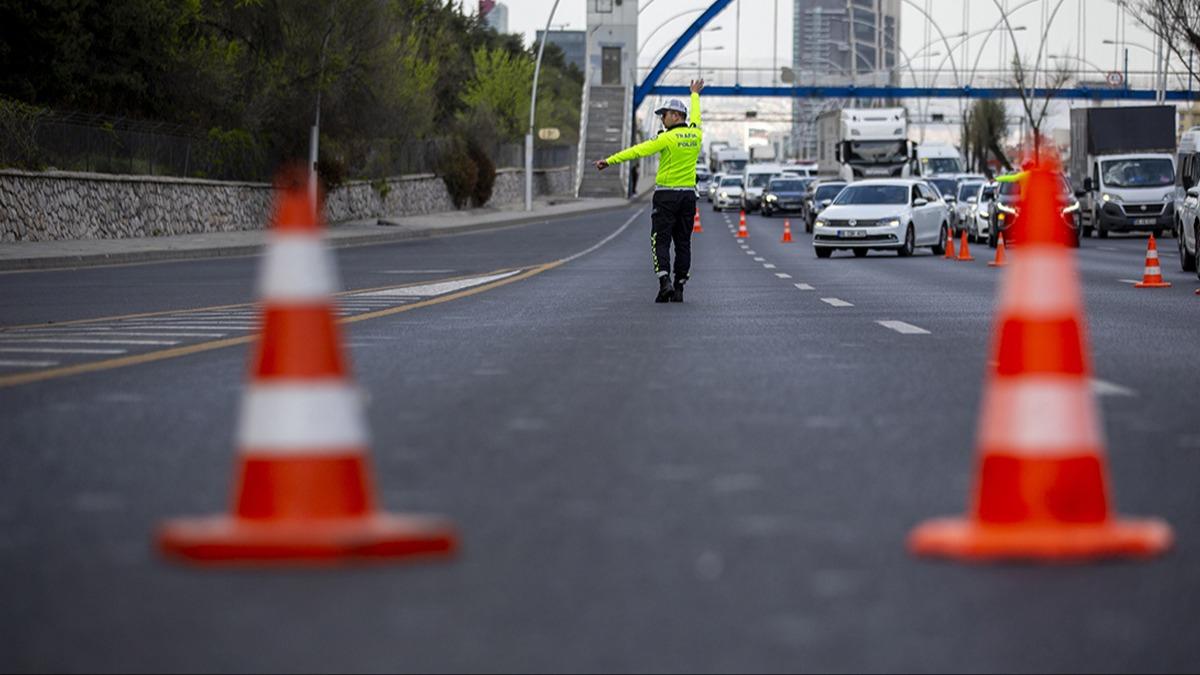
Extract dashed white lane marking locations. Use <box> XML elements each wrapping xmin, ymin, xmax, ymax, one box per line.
<box><xmin>377</xmin><ymin>269</ymin><xmax>457</xmax><ymax>274</ymax></box>
<box><xmin>754</xmin><ymin>257</ymin><xmax>766</xmax><ymax>262</ymax></box>
<box><xmin>1098</xmin><ymin>247</ymin><xmax>1120</xmax><ymax>252</ymax></box>
<box><xmin>794</xmin><ymin>283</ymin><xmax>815</xmax><ymax>291</ymax></box>
<box><xmin>1092</xmin><ymin>378</ymin><xmax>1136</xmax><ymax>397</ymax></box>
<box><xmin>820</xmin><ymin>298</ymin><xmax>854</xmax><ymax>307</ymax></box>
<box><xmin>763</xmin><ymin>263</ymin><xmax>777</xmax><ymax>269</ymax></box>
<box><xmin>775</xmin><ymin>273</ymin><xmax>792</xmax><ymax>279</ymax></box>
<box><xmin>1117</xmin><ymin>279</ymin><xmax>1140</xmax><ymax>284</ymax></box>
<box><xmin>0</xmin><ymin>359</ymin><xmax>58</xmax><ymax>368</ymax></box>
<box><xmin>0</xmin><ymin>347</ymin><xmax>127</xmax><ymax>355</ymax></box>
<box><xmin>877</xmin><ymin>320</ymin><xmax>930</xmax><ymax>335</ymax></box>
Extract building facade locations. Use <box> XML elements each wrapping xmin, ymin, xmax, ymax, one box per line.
<box><xmin>482</xmin><ymin>1</ymin><xmax>508</xmax><ymax>34</ymax></box>
<box><xmin>791</xmin><ymin>0</ymin><xmax>900</xmax><ymax>158</ymax></box>
<box><xmin>536</xmin><ymin>30</ymin><xmax>587</xmax><ymax>74</ymax></box>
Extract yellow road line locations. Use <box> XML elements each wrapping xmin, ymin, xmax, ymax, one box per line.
<box><xmin>0</xmin><ymin>268</ymin><xmax>523</xmax><ymax>331</ymax></box>
<box><xmin>0</xmin><ymin>263</ymin><xmax>559</xmax><ymax>389</ymax></box>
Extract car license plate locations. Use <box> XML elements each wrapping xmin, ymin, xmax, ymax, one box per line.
<box><xmin>1134</xmin><ymin>218</ymin><xmax>1156</xmax><ymax>226</ymax></box>
<box><xmin>838</xmin><ymin>230</ymin><xmax>866</xmax><ymax>238</ymax></box>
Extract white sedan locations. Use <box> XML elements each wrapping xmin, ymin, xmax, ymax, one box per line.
<box><xmin>712</xmin><ymin>176</ymin><xmax>746</xmax><ymax>212</ymax></box>
<box><xmin>813</xmin><ymin>179</ymin><xmax>952</xmax><ymax>258</ymax></box>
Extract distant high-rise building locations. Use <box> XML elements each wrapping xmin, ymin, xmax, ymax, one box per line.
<box><xmin>536</xmin><ymin>30</ymin><xmax>587</xmax><ymax>74</ymax></box>
<box><xmin>791</xmin><ymin>0</ymin><xmax>900</xmax><ymax>158</ymax></box>
<box><xmin>482</xmin><ymin>1</ymin><xmax>509</xmax><ymax>34</ymax></box>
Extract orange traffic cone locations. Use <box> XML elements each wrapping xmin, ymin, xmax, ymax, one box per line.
<box><xmin>737</xmin><ymin>210</ymin><xmax>749</xmax><ymax>238</ymax></box>
<box><xmin>692</xmin><ymin>210</ymin><xmax>703</xmax><ymax>233</ymax></box>
<box><xmin>158</xmin><ymin>173</ymin><xmax>457</xmax><ymax>564</ymax></box>
<box><xmin>1134</xmin><ymin>234</ymin><xmax>1171</xmax><ymax>288</ymax></box>
<box><xmin>956</xmin><ymin>229</ymin><xmax>974</xmax><ymax>261</ymax></box>
<box><xmin>944</xmin><ymin>227</ymin><xmax>956</xmax><ymax>259</ymax></box>
<box><xmin>781</xmin><ymin>219</ymin><xmax>793</xmax><ymax>243</ymax></box>
<box><xmin>908</xmin><ymin>157</ymin><xmax>1172</xmax><ymax>561</ymax></box>
<box><xmin>987</xmin><ymin>233</ymin><xmax>1008</xmax><ymax>267</ymax></box>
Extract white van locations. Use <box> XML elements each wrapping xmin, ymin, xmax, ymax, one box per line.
<box><xmin>915</xmin><ymin>143</ymin><xmax>964</xmax><ymax>176</ymax></box>
<box><xmin>742</xmin><ymin>163</ymin><xmax>783</xmax><ymax>211</ymax></box>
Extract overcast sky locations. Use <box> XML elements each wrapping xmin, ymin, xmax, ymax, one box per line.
<box><xmin>503</xmin><ymin>0</ymin><xmax>1172</xmax><ymax>77</ymax></box>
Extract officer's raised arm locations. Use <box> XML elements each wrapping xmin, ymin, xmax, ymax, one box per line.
<box><xmin>690</xmin><ymin>79</ymin><xmax>704</xmax><ymax>128</ymax></box>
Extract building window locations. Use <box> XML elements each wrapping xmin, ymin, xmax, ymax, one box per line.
<box><xmin>595</xmin><ymin>0</ymin><xmax>613</xmax><ymax>13</ymax></box>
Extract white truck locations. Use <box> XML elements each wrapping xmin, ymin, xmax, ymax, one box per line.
<box><xmin>714</xmin><ymin>148</ymin><xmax>749</xmax><ymax>177</ymax></box>
<box><xmin>1069</xmin><ymin>105</ymin><xmax>1177</xmax><ymax>238</ymax></box>
<box><xmin>750</xmin><ymin>144</ymin><xmax>777</xmax><ymax>163</ymax></box>
<box><xmin>816</xmin><ymin>107</ymin><xmax>915</xmax><ymax>182</ymax></box>
<box><xmin>914</xmin><ymin>143</ymin><xmax>964</xmax><ymax>176</ymax></box>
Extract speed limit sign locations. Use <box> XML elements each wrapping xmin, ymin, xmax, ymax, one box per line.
<box><xmin>1106</xmin><ymin>71</ymin><xmax>1124</xmax><ymax>87</ymax></box>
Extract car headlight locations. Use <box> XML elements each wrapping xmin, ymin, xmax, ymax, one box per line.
<box><xmin>997</xmin><ymin>204</ymin><xmax>1017</xmax><ymax>215</ymax></box>
<box><xmin>885</xmin><ymin>219</ymin><xmax>901</xmax><ymax>228</ymax></box>
<box><xmin>1062</xmin><ymin>202</ymin><xmax>1079</xmax><ymax>214</ymax></box>
<box><xmin>720</xmin><ymin>191</ymin><xmax>728</xmax><ymax>199</ymax></box>
<box><xmin>815</xmin><ymin>219</ymin><xmax>828</xmax><ymax>228</ymax></box>
<box><xmin>1102</xmin><ymin>193</ymin><xmax>1122</xmax><ymax>203</ymax></box>
<box><xmin>766</xmin><ymin>194</ymin><xmax>778</xmax><ymax>202</ymax></box>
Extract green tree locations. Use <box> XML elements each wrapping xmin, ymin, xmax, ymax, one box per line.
<box><xmin>461</xmin><ymin>47</ymin><xmax>535</xmax><ymax>141</ymax></box>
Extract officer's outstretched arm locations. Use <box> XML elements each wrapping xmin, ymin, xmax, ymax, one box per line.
<box><xmin>604</xmin><ymin>135</ymin><xmax>668</xmax><ymax>167</ymax></box>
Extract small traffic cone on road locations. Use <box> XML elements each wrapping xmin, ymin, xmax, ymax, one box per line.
<box><xmin>908</xmin><ymin>155</ymin><xmax>1172</xmax><ymax>561</ymax></box>
<box><xmin>944</xmin><ymin>228</ymin><xmax>957</xmax><ymax>259</ymax></box>
<box><xmin>692</xmin><ymin>210</ymin><xmax>703</xmax><ymax>233</ymax></box>
<box><xmin>1134</xmin><ymin>234</ymin><xmax>1171</xmax><ymax>288</ymax></box>
<box><xmin>781</xmin><ymin>219</ymin><xmax>794</xmax><ymax>243</ymax></box>
<box><xmin>956</xmin><ymin>229</ymin><xmax>975</xmax><ymax>261</ymax></box>
<box><xmin>737</xmin><ymin>210</ymin><xmax>749</xmax><ymax>239</ymax></box>
<box><xmin>988</xmin><ymin>233</ymin><xmax>1008</xmax><ymax>267</ymax></box>
<box><xmin>158</xmin><ymin>171</ymin><xmax>457</xmax><ymax>565</ymax></box>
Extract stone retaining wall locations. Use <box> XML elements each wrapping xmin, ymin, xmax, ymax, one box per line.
<box><xmin>0</xmin><ymin>166</ymin><xmax>574</xmax><ymax>242</ymax></box>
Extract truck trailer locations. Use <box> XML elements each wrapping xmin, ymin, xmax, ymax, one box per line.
<box><xmin>816</xmin><ymin>107</ymin><xmax>914</xmax><ymax>181</ymax></box>
<box><xmin>1069</xmin><ymin>105</ymin><xmax>1177</xmax><ymax>238</ymax></box>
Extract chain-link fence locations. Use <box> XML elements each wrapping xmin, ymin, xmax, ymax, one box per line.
<box><xmin>1</xmin><ymin>101</ymin><xmax>576</xmax><ymax>182</ymax></box>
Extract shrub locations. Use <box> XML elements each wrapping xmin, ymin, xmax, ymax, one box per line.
<box><xmin>438</xmin><ymin>142</ymin><xmax>478</xmax><ymax>209</ymax></box>
<box><xmin>0</xmin><ymin>98</ymin><xmax>48</xmax><ymax>169</ymax></box>
<box><xmin>466</xmin><ymin>139</ymin><xmax>495</xmax><ymax>207</ymax></box>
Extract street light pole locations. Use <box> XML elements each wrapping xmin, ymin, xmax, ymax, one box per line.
<box><xmin>526</xmin><ymin>0</ymin><xmax>561</xmax><ymax>212</ymax></box>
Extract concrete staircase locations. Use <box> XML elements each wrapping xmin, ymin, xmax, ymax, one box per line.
<box><xmin>577</xmin><ymin>85</ymin><xmax>629</xmax><ymax>199</ymax></box>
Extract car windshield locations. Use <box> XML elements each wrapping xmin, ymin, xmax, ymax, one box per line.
<box><xmin>814</xmin><ymin>184</ymin><xmax>846</xmax><ymax>200</ymax></box>
<box><xmin>998</xmin><ymin>177</ymin><xmax>1074</xmax><ymax>198</ymax></box>
<box><xmin>929</xmin><ymin>179</ymin><xmax>958</xmax><ymax>196</ymax></box>
<box><xmin>1101</xmin><ymin>158</ymin><xmax>1175</xmax><ymax>188</ymax></box>
<box><xmin>921</xmin><ymin>157</ymin><xmax>962</xmax><ymax>174</ymax></box>
<box><xmin>833</xmin><ymin>184</ymin><xmax>908</xmax><ymax>205</ymax></box>
<box><xmin>845</xmin><ymin>140</ymin><xmax>908</xmax><ymax>164</ymax></box>
<box><xmin>979</xmin><ymin>186</ymin><xmax>995</xmax><ymax>201</ymax></box>
<box><xmin>720</xmin><ymin>177</ymin><xmax>743</xmax><ymax>187</ymax></box>
<box><xmin>768</xmin><ymin>179</ymin><xmax>805</xmax><ymax>191</ymax></box>
<box><xmin>958</xmin><ymin>182</ymin><xmax>983</xmax><ymax>200</ymax></box>
<box><xmin>747</xmin><ymin>173</ymin><xmax>773</xmax><ymax>188</ymax></box>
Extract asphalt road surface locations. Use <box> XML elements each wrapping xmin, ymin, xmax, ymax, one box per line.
<box><xmin>2</xmin><ymin>203</ymin><xmax>1199</xmax><ymax>672</ymax></box>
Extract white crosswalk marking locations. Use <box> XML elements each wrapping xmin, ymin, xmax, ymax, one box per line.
<box><xmin>0</xmin><ymin>347</ymin><xmax>126</xmax><ymax>355</ymax></box>
<box><xmin>0</xmin><ymin>359</ymin><xmax>58</xmax><ymax>367</ymax></box>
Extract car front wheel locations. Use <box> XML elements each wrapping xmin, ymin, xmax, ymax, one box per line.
<box><xmin>931</xmin><ymin>224</ymin><xmax>947</xmax><ymax>255</ymax></box>
<box><xmin>897</xmin><ymin>226</ymin><xmax>915</xmax><ymax>257</ymax></box>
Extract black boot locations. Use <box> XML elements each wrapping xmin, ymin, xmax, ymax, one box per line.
<box><xmin>671</xmin><ymin>278</ymin><xmax>685</xmax><ymax>302</ymax></box>
<box><xmin>655</xmin><ymin>275</ymin><xmax>674</xmax><ymax>303</ymax></box>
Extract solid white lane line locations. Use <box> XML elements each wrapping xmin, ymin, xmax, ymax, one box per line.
<box><xmin>794</xmin><ymin>283</ymin><xmax>815</xmax><ymax>291</ymax></box>
<box><xmin>1091</xmin><ymin>378</ymin><xmax>1137</xmax><ymax>397</ymax></box>
<box><xmin>0</xmin><ymin>338</ymin><xmax>180</xmax><ymax>346</ymax></box>
<box><xmin>0</xmin><ymin>360</ymin><xmax>58</xmax><ymax>367</ymax></box>
<box><xmin>877</xmin><ymin>320</ymin><xmax>930</xmax><ymax>335</ymax></box>
<box><xmin>558</xmin><ymin>207</ymin><xmax>646</xmax><ymax>264</ymax></box>
<box><xmin>377</xmin><ymin>269</ymin><xmax>456</xmax><ymax>274</ymax></box>
<box><xmin>763</xmin><ymin>263</ymin><xmax>777</xmax><ymax>269</ymax></box>
<box><xmin>2</xmin><ymin>331</ymin><xmax>225</xmax><ymax>339</ymax></box>
<box><xmin>775</xmin><ymin>273</ymin><xmax>792</xmax><ymax>279</ymax></box>
<box><xmin>0</xmin><ymin>347</ymin><xmax>127</xmax><ymax>355</ymax></box>
<box><xmin>820</xmin><ymin>298</ymin><xmax>854</xmax><ymax>307</ymax></box>
<box><xmin>1117</xmin><ymin>279</ymin><xmax>1139</xmax><ymax>284</ymax></box>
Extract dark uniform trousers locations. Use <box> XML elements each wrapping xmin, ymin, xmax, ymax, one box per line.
<box><xmin>650</xmin><ymin>189</ymin><xmax>697</xmax><ymax>281</ymax></box>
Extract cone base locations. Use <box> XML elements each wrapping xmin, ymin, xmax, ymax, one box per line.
<box><xmin>957</xmin><ymin>256</ymin><xmax>975</xmax><ymax>262</ymax></box>
<box><xmin>908</xmin><ymin>517</ymin><xmax>1172</xmax><ymax>562</ymax></box>
<box><xmin>1134</xmin><ymin>281</ymin><xmax>1171</xmax><ymax>288</ymax></box>
<box><xmin>158</xmin><ymin>513</ymin><xmax>457</xmax><ymax>565</ymax></box>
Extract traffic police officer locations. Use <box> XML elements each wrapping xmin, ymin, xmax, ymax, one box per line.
<box><xmin>595</xmin><ymin>79</ymin><xmax>704</xmax><ymax>303</ymax></box>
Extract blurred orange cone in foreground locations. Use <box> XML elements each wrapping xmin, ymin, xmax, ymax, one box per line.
<box><xmin>1134</xmin><ymin>234</ymin><xmax>1171</xmax><ymax>288</ymax></box>
<box><xmin>956</xmin><ymin>229</ymin><xmax>974</xmax><ymax>261</ymax></box>
<box><xmin>988</xmin><ymin>233</ymin><xmax>1008</xmax><ymax>268</ymax></box>
<box><xmin>781</xmin><ymin>219</ymin><xmax>793</xmax><ymax>243</ymax></box>
<box><xmin>693</xmin><ymin>210</ymin><xmax>703</xmax><ymax>233</ymax></box>
<box><xmin>158</xmin><ymin>173</ymin><xmax>457</xmax><ymax>565</ymax></box>
<box><xmin>908</xmin><ymin>155</ymin><xmax>1172</xmax><ymax>561</ymax></box>
<box><xmin>737</xmin><ymin>210</ymin><xmax>749</xmax><ymax>238</ymax></box>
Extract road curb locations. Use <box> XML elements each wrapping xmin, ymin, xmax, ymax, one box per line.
<box><xmin>0</xmin><ymin>198</ymin><xmax>641</xmax><ymax>272</ymax></box>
